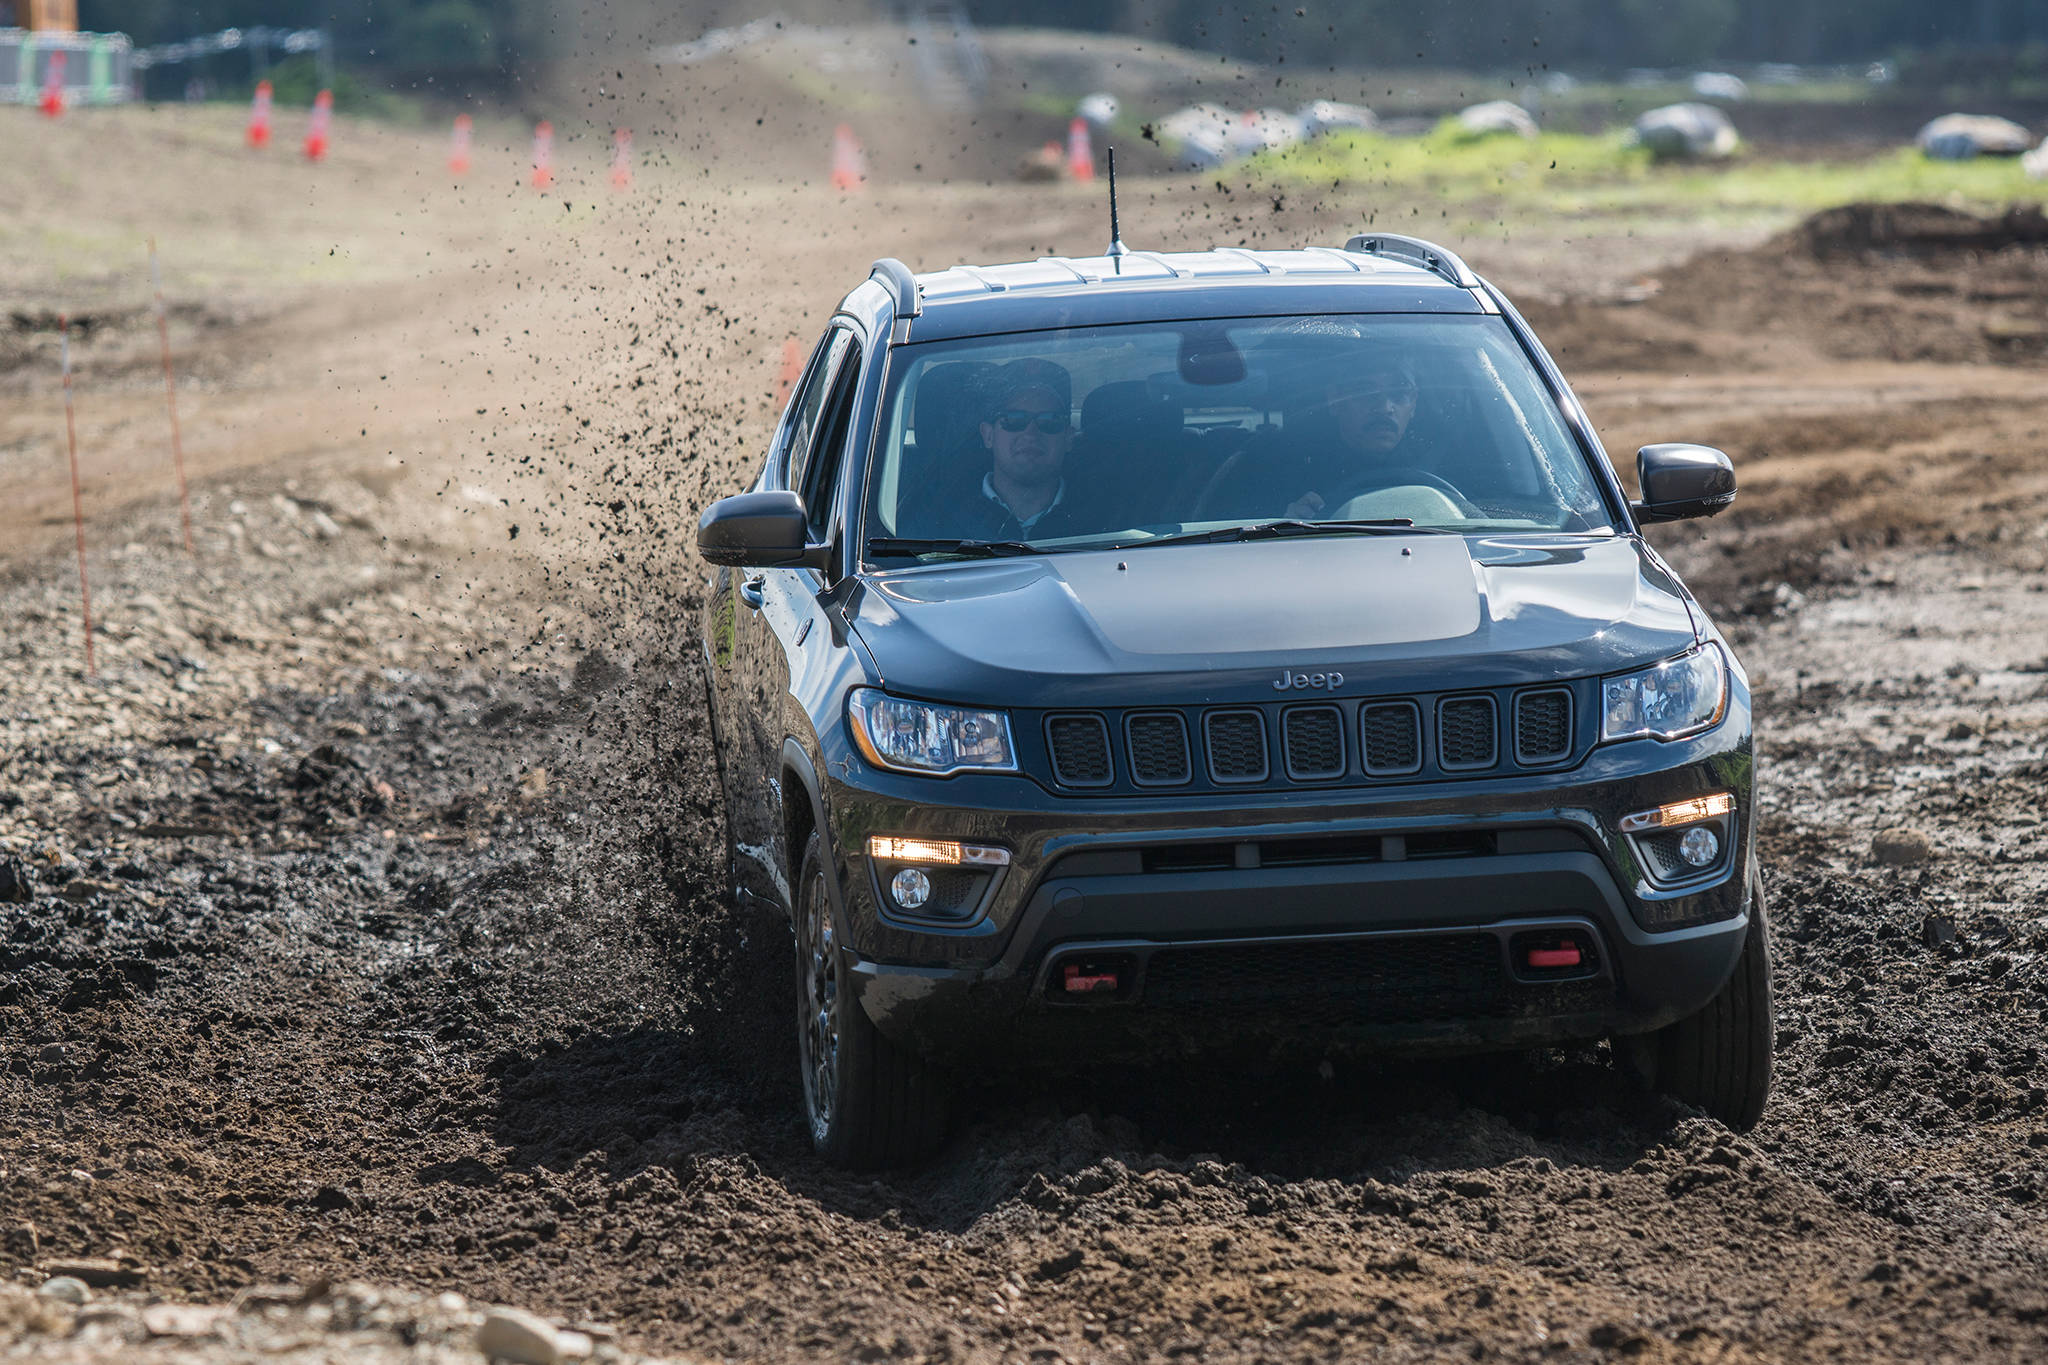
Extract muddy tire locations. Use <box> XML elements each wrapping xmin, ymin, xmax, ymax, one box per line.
<box><xmin>793</xmin><ymin>830</ymin><xmax>949</xmax><ymax>1168</ymax></box>
<box><xmin>1628</xmin><ymin>883</ymin><xmax>1775</xmax><ymax>1130</ymax></box>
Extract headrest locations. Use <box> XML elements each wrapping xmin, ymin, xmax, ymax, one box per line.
<box><xmin>913</xmin><ymin>361</ymin><xmax>998</xmax><ymax>445</ymax></box>
<box><xmin>1081</xmin><ymin>381</ymin><xmax>1184</xmax><ymax>439</ymax></box>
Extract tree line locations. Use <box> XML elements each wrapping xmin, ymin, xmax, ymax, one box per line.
<box><xmin>69</xmin><ymin>0</ymin><xmax>2048</xmax><ymax>80</ymax></box>
<box><xmin>1008</xmin><ymin>0</ymin><xmax>2048</xmax><ymax>70</ymax></box>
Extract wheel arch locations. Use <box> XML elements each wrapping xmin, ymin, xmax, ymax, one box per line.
<box><xmin>781</xmin><ymin>737</ymin><xmax>840</xmax><ymax>928</ymax></box>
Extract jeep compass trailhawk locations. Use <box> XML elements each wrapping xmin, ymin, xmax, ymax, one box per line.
<box><xmin>697</xmin><ymin>236</ymin><xmax>1769</xmax><ymax>1168</ymax></box>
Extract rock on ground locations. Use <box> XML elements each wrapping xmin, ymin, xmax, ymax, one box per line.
<box><xmin>1632</xmin><ymin>102</ymin><xmax>1740</xmax><ymax>160</ymax></box>
<box><xmin>1917</xmin><ymin>112</ymin><xmax>2035</xmax><ymax>159</ymax></box>
<box><xmin>1453</xmin><ymin>100</ymin><xmax>1538</xmax><ymax>140</ymax></box>
<box><xmin>1872</xmin><ymin>827</ymin><xmax>1937</xmax><ymax>866</ymax></box>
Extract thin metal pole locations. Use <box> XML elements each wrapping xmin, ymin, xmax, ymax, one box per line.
<box><xmin>149</xmin><ymin>238</ymin><xmax>195</xmax><ymax>554</ymax></box>
<box><xmin>60</xmin><ymin>315</ymin><xmax>97</xmax><ymax>678</ymax></box>
<box><xmin>1106</xmin><ymin>146</ymin><xmax>1127</xmax><ymax>271</ymax></box>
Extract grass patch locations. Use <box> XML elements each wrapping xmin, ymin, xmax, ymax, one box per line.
<box><xmin>1248</xmin><ymin>123</ymin><xmax>2048</xmax><ymax>218</ymax></box>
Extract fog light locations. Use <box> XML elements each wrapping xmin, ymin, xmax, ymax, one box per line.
<box><xmin>890</xmin><ymin>867</ymin><xmax>932</xmax><ymax>910</ymax></box>
<box><xmin>1679</xmin><ymin>826</ymin><xmax>1720</xmax><ymax>867</ymax></box>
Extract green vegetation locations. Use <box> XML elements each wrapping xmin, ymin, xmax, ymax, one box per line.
<box><xmin>257</xmin><ymin>57</ymin><xmax>431</xmax><ymax>123</ymax></box>
<box><xmin>1249</xmin><ymin>124</ymin><xmax>2048</xmax><ymax>219</ymax></box>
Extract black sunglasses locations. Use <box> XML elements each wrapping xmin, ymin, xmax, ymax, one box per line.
<box><xmin>992</xmin><ymin>408</ymin><xmax>1070</xmax><ymax>435</ymax></box>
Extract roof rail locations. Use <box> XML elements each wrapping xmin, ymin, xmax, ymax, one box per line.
<box><xmin>1340</xmin><ymin>233</ymin><xmax>1479</xmax><ymax>288</ymax></box>
<box><xmin>869</xmin><ymin>257</ymin><xmax>922</xmax><ymax>318</ymax></box>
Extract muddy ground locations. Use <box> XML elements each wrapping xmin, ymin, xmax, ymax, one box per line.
<box><xmin>4</xmin><ymin>98</ymin><xmax>2048</xmax><ymax>1363</ymax></box>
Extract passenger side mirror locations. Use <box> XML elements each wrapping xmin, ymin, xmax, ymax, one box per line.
<box><xmin>1633</xmin><ymin>444</ymin><xmax>1735</xmax><ymax>524</ymax></box>
<box><xmin>697</xmin><ymin>490</ymin><xmax>830</xmax><ymax>569</ymax></box>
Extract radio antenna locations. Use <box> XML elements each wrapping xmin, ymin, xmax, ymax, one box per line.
<box><xmin>1106</xmin><ymin>146</ymin><xmax>1128</xmax><ymax>272</ymax></box>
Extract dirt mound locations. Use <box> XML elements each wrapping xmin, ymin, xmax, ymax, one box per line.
<box><xmin>1797</xmin><ymin>201</ymin><xmax>2048</xmax><ymax>256</ymax></box>
<box><xmin>1528</xmin><ymin>201</ymin><xmax>2048</xmax><ymax>373</ymax></box>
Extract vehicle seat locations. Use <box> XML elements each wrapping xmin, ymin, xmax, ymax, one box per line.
<box><xmin>897</xmin><ymin>360</ymin><xmax>997</xmax><ymax>536</ymax></box>
<box><xmin>1071</xmin><ymin>381</ymin><xmax>1194</xmax><ymax>527</ymax></box>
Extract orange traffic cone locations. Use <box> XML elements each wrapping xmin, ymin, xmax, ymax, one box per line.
<box><xmin>246</xmin><ymin>80</ymin><xmax>273</xmax><ymax>147</ymax></box>
<box><xmin>1066</xmin><ymin>116</ymin><xmax>1095</xmax><ymax>182</ymax></box>
<box><xmin>38</xmin><ymin>50</ymin><xmax>65</xmax><ymax>118</ymax></box>
<box><xmin>449</xmin><ymin>113</ymin><xmax>473</xmax><ymax>176</ymax></box>
<box><xmin>830</xmin><ymin>123</ymin><xmax>865</xmax><ymax>192</ymax></box>
<box><xmin>531</xmin><ymin>120</ymin><xmax>554</xmax><ymax>190</ymax></box>
<box><xmin>303</xmin><ymin>89</ymin><xmax>332</xmax><ymax>162</ymax></box>
<box><xmin>610</xmin><ymin>127</ymin><xmax>633</xmax><ymax>191</ymax></box>
<box><xmin>775</xmin><ymin>337</ymin><xmax>804</xmax><ymax>406</ymax></box>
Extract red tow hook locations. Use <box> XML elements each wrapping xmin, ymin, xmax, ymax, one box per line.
<box><xmin>1062</xmin><ymin>964</ymin><xmax>1120</xmax><ymax>994</ymax></box>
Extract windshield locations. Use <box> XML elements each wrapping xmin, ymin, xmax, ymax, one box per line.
<box><xmin>861</xmin><ymin>314</ymin><xmax>1616</xmax><ymax>563</ymax></box>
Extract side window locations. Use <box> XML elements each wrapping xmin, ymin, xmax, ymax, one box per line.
<box><xmin>771</xmin><ymin>329</ymin><xmax>834</xmax><ymax>479</ymax></box>
<box><xmin>798</xmin><ymin>340</ymin><xmax>865</xmax><ymax>540</ymax></box>
<box><xmin>784</xmin><ymin>327</ymin><xmax>855</xmax><ymax>494</ymax></box>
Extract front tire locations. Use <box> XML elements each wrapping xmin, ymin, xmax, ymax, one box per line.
<box><xmin>793</xmin><ymin>830</ymin><xmax>949</xmax><ymax>1168</ymax></box>
<box><xmin>1624</xmin><ymin>881</ymin><xmax>1775</xmax><ymax>1130</ymax></box>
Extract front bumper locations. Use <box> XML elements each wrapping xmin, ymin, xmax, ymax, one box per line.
<box><xmin>817</xmin><ymin>710</ymin><xmax>1755</xmax><ymax>1061</ymax></box>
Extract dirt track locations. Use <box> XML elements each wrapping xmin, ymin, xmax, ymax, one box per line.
<box><xmin>4</xmin><ymin>101</ymin><xmax>2048</xmax><ymax>1363</ymax></box>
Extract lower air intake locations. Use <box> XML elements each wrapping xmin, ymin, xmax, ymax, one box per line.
<box><xmin>1143</xmin><ymin>935</ymin><xmax>1506</xmax><ymax>1025</ymax></box>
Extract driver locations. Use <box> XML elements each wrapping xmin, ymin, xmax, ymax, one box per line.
<box><xmin>949</xmin><ymin>358</ymin><xmax>1085</xmax><ymax>542</ymax></box>
<box><xmin>1283</xmin><ymin>353</ymin><xmax>1423</xmax><ymax>520</ymax></box>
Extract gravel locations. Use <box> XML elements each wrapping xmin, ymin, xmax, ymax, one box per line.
<box><xmin>0</xmin><ymin>1280</ymin><xmax>681</xmax><ymax>1364</ymax></box>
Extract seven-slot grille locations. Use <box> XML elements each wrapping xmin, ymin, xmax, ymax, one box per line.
<box><xmin>1281</xmin><ymin>706</ymin><xmax>1346</xmax><ymax>780</ymax></box>
<box><xmin>1125</xmin><ymin>712</ymin><xmax>1192</xmax><ymax>786</ymax></box>
<box><xmin>1514</xmin><ymin>688</ymin><xmax>1573</xmax><ymax>765</ymax></box>
<box><xmin>1204</xmin><ymin>710</ymin><xmax>1269</xmax><ymax>783</ymax></box>
<box><xmin>1045</xmin><ymin>714</ymin><xmax>1111</xmax><ymax>787</ymax></box>
<box><xmin>1041</xmin><ymin>687</ymin><xmax>1579</xmax><ymax>790</ymax></box>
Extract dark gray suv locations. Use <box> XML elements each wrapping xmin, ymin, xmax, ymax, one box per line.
<box><xmin>697</xmin><ymin>235</ymin><xmax>1768</xmax><ymax>1168</ymax></box>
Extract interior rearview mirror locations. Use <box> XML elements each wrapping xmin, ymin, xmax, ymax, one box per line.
<box><xmin>1176</xmin><ymin>326</ymin><xmax>1246</xmax><ymax>386</ymax></box>
<box><xmin>698</xmin><ymin>490</ymin><xmax>829</xmax><ymax>569</ymax></box>
<box><xmin>1633</xmin><ymin>444</ymin><xmax>1736</xmax><ymax>523</ymax></box>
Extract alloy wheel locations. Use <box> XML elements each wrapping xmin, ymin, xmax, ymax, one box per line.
<box><xmin>798</xmin><ymin>866</ymin><xmax>840</xmax><ymax>1140</ymax></box>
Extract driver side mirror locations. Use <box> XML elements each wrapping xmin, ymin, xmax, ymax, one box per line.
<box><xmin>1633</xmin><ymin>444</ymin><xmax>1735</xmax><ymax>524</ymax></box>
<box><xmin>698</xmin><ymin>490</ymin><xmax>830</xmax><ymax>569</ymax></box>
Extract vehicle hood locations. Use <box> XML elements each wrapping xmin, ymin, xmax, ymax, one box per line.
<box><xmin>845</xmin><ymin>534</ymin><xmax>1699</xmax><ymax>708</ymax></box>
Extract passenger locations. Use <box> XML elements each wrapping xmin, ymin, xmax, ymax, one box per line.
<box><xmin>952</xmin><ymin>358</ymin><xmax>1086</xmax><ymax>541</ymax></box>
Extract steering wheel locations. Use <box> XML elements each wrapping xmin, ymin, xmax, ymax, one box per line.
<box><xmin>1325</xmin><ymin>465</ymin><xmax>1481</xmax><ymax>520</ymax></box>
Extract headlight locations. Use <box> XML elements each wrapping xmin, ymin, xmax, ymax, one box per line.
<box><xmin>1600</xmin><ymin>645</ymin><xmax>1727</xmax><ymax>743</ymax></box>
<box><xmin>848</xmin><ymin>689</ymin><xmax>1017</xmax><ymax>776</ymax></box>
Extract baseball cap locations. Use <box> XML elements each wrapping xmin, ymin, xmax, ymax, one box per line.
<box><xmin>986</xmin><ymin>357</ymin><xmax>1073</xmax><ymax>414</ymax></box>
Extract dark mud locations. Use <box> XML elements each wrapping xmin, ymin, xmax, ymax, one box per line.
<box><xmin>5</xmin><ymin>491</ymin><xmax>2048</xmax><ymax>1364</ymax></box>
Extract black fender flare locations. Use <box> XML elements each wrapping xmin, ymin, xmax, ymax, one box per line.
<box><xmin>781</xmin><ymin>737</ymin><xmax>840</xmax><ymax>930</ymax></box>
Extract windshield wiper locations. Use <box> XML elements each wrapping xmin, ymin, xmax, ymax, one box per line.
<box><xmin>1110</xmin><ymin>518</ymin><xmax>1429</xmax><ymax>551</ymax></box>
<box><xmin>866</xmin><ymin>537</ymin><xmax>1047</xmax><ymax>559</ymax></box>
